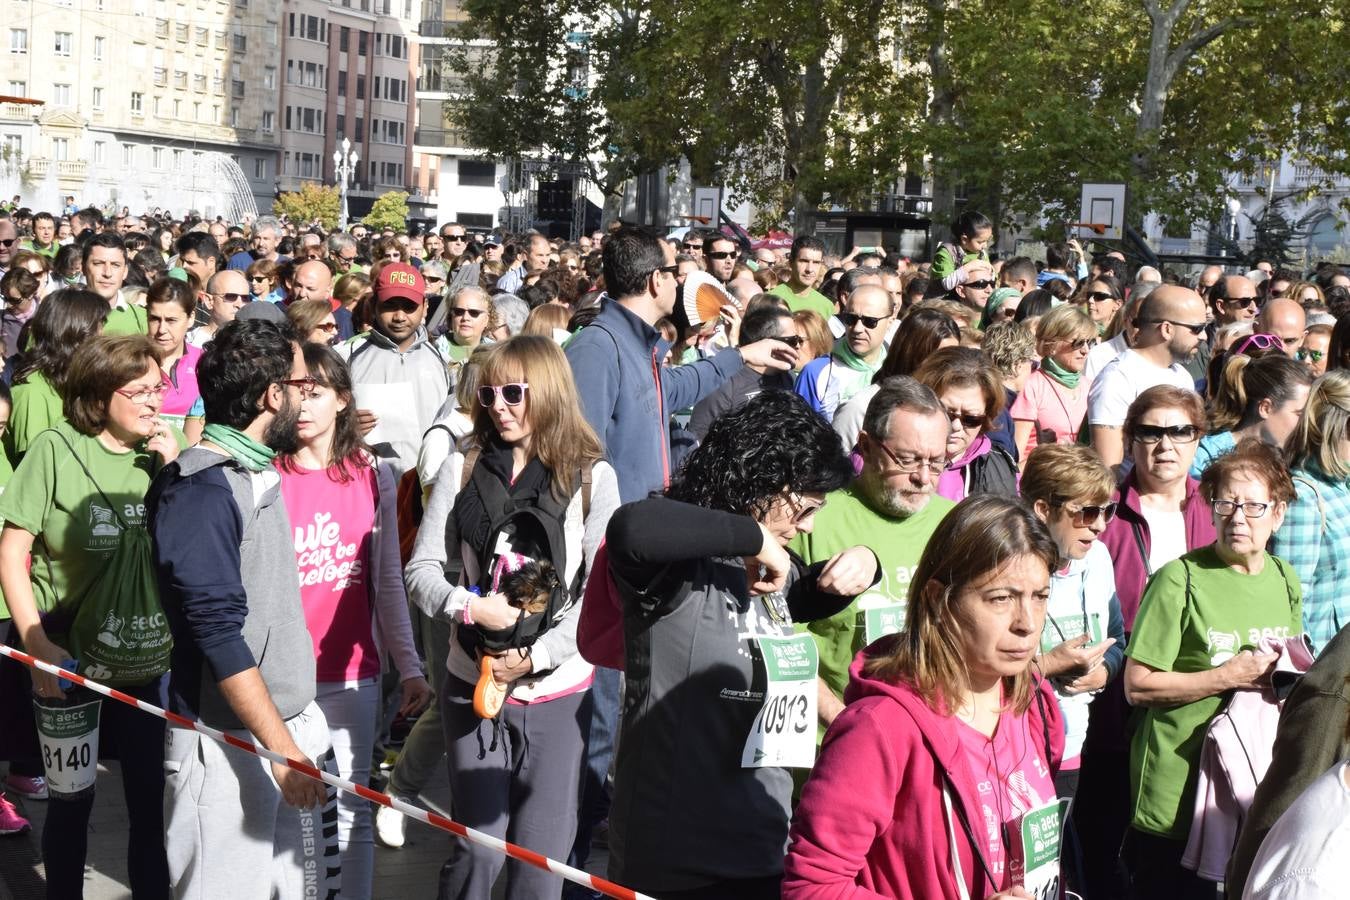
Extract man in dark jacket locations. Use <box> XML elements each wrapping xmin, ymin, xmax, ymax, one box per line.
<box><xmin>689</xmin><ymin>306</ymin><xmax>796</xmax><ymax>441</ymax></box>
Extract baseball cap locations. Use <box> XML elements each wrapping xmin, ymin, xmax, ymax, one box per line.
<box><xmin>483</xmin><ymin>235</ymin><xmax>502</xmax><ymax>248</ymax></box>
<box><xmin>374</xmin><ymin>262</ymin><xmax>426</xmax><ymax>304</ymax></box>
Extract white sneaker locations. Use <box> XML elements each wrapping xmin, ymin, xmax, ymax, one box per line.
<box><xmin>375</xmin><ymin>803</ymin><xmax>406</xmax><ymax>849</ymax></box>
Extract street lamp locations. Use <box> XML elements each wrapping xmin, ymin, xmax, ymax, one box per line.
<box><xmin>1226</xmin><ymin>196</ymin><xmax>1241</xmax><ymax>245</ymax></box>
<box><xmin>333</xmin><ymin>137</ymin><xmax>359</xmax><ymax>230</ymax></box>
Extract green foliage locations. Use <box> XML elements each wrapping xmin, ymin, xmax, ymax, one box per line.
<box><xmin>363</xmin><ymin>191</ymin><xmax>410</xmax><ymax>232</ymax></box>
<box><xmin>272</xmin><ymin>183</ymin><xmax>340</xmax><ymax>231</ymax></box>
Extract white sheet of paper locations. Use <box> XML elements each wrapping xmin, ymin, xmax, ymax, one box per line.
<box><xmin>353</xmin><ymin>381</ymin><xmax>413</xmax><ymax>447</ymax></box>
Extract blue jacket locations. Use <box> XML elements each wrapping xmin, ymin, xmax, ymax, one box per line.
<box><xmin>566</xmin><ymin>297</ymin><xmax>742</xmax><ymax>503</ymax></box>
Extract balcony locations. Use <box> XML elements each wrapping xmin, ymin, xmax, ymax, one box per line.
<box><xmin>155</xmin><ymin>19</ymin><xmax>169</xmax><ymax>39</ymax></box>
<box><xmin>419</xmin><ymin>19</ymin><xmax>450</xmax><ymax>37</ymax></box>
<box><xmin>0</xmin><ymin>103</ymin><xmax>34</xmax><ymax>121</ymax></box>
<box><xmin>174</xmin><ymin>71</ymin><xmax>189</xmax><ymax>90</ymax></box>
<box><xmin>414</xmin><ymin>127</ymin><xmax>473</xmax><ymax>149</ymax></box>
<box><xmin>153</xmin><ymin>68</ymin><xmax>168</xmax><ymax>87</ymax></box>
<box><xmin>26</xmin><ymin>159</ymin><xmax>88</xmax><ymax>180</ymax></box>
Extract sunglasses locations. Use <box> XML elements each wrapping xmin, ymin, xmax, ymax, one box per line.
<box><xmin>1213</xmin><ymin>499</ymin><xmax>1271</xmax><ymax>518</ymax></box>
<box><xmin>945</xmin><ymin>407</ymin><xmax>985</xmax><ymax>430</ymax></box>
<box><xmin>1138</xmin><ymin>318</ymin><xmax>1206</xmax><ymax>335</ymax></box>
<box><xmin>1297</xmin><ymin>347</ymin><xmax>1325</xmax><ymax>363</ymax></box>
<box><xmin>1226</xmin><ymin>296</ymin><xmax>1259</xmax><ymax>308</ymax></box>
<box><xmin>838</xmin><ymin>312</ymin><xmax>890</xmax><ymax>329</ymax></box>
<box><xmin>1057</xmin><ymin>500</ymin><xmax>1118</xmax><ymax>527</ymax></box>
<box><xmin>965</xmin><ymin>279</ymin><xmax>995</xmax><ymax>290</ymax></box>
<box><xmin>451</xmin><ymin>306</ymin><xmax>486</xmax><ymax>318</ymax></box>
<box><xmin>1085</xmin><ymin>291</ymin><xmax>1118</xmax><ymax>303</ymax></box>
<box><xmin>708</xmin><ymin>251</ymin><xmax>738</xmax><ymax>260</ymax></box>
<box><xmin>1232</xmin><ymin>333</ymin><xmax>1284</xmax><ymax>356</ymax></box>
<box><xmin>477</xmin><ymin>382</ymin><xmax>529</xmax><ymax>407</ymax></box>
<box><xmin>216</xmin><ymin>292</ymin><xmax>250</xmax><ymax>303</ymax></box>
<box><xmin>650</xmin><ymin>264</ymin><xmax>680</xmax><ymax>278</ymax></box>
<box><xmin>680</xmin><ymin>242</ymin><xmax>703</xmax><ymax>251</ymax></box>
<box><xmin>1132</xmin><ymin>423</ymin><xmax>1200</xmax><ymax>444</ymax></box>
<box><xmin>774</xmin><ymin>335</ymin><xmax>805</xmax><ymax>350</ymax></box>
<box><xmin>0</xmin><ymin>238</ymin><xmax>15</xmax><ymax>248</ymax></box>
<box><xmin>997</xmin><ymin>305</ymin><xmax>1019</xmax><ymax>319</ymax></box>
<box><xmin>250</xmin><ymin>275</ymin><xmax>271</xmax><ymax>282</ymax></box>
<box><xmin>443</xmin><ymin>235</ymin><xmax>467</xmax><ymax>242</ymax></box>
<box><xmin>1064</xmin><ymin>337</ymin><xmax>1098</xmax><ymax>352</ymax></box>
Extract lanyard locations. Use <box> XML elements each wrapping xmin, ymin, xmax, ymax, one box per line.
<box><xmin>1130</xmin><ymin>518</ymin><xmax>1152</xmax><ymax>578</ymax></box>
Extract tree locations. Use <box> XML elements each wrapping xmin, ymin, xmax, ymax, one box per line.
<box><xmin>363</xmin><ymin>191</ymin><xmax>410</xmax><ymax>232</ymax></box>
<box><xmin>272</xmin><ymin>183</ymin><xmax>339</xmax><ymax>231</ymax></box>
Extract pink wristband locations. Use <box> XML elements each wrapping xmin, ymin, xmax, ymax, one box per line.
<box><xmin>461</xmin><ymin>596</ymin><xmax>475</xmax><ymax>627</ymax></box>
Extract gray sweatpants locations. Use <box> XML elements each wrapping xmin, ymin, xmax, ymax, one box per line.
<box><xmin>437</xmin><ymin>676</ymin><xmax>590</xmax><ymax>900</ymax></box>
<box><xmin>164</xmin><ymin>701</ymin><xmax>341</xmax><ymax>900</ymax></box>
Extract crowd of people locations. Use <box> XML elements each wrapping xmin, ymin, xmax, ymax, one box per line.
<box><xmin>0</xmin><ymin>199</ymin><xmax>1347</xmax><ymax>900</ymax></box>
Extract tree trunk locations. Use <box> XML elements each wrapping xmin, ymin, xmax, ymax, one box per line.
<box><xmin>925</xmin><ymin>0</ymin><xmax>956</xmax><ymax>251</ymax></box>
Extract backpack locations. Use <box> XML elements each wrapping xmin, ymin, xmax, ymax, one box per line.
<box><xmin>394</xmin><ymin>423</ymin><xmax>453</xmax><ymax>566</ymax></box>
<box><xmin>450</xmin><ymin>452</ymin><xmax>592</xmax><ymax>657</ymax></box>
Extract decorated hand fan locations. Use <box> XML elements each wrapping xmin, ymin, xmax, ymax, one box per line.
<box><xmin>682</xmin><ymin>270</ymin><xmax>733</xmax><ymax>326</ymax></box>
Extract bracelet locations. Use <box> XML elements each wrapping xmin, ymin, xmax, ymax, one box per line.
<box><xmin>461</xmin><ymin>595</ymin><xmax>475</xmax><ymax>627</ymax></box>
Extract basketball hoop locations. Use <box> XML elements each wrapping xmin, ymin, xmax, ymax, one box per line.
<box><xmin>1067</xmin><ymin>222</ymin><xmax>1108</xmax><ymax>235</ymax></box>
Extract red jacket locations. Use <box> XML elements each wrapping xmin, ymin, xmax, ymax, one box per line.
<box><xmin>783</xmin><ymin>636</ymin><xmax>1064</xmax><ymax>900</ymax></box>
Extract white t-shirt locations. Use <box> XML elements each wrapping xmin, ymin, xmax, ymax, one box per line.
<box><xmin>831</xmin><ymin>383</ymin><xmax>880</xmax><ymax>451</ymax></box>
<box><xmin>1087</xmin><ymin>349</ymin><xmax>1195</xmax><ymax>428</ymax></box>
<box><xmin>1139</xmin><ymin>505</ymin><xmax>1187</xmax><ymax>576</ymax></box>
<box><xmin>1083</xmin><ymin>331</ymin><xmax>1128</xmax><ymax>387</ymax></box>
<box><xmin>1243</xmin><ymin>761</ymin><xmax>1350</xmax><ymax>899</ymax></box>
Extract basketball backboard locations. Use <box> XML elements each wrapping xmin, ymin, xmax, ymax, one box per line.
<box><xmin>1078</xmin><ymin>183</ymin><xmax>1126</xmax><ymax>241</ymax></box>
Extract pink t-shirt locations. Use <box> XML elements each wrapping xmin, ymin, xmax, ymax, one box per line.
<box><xmin>956</xmin><ymin>706</ymin><xmax>1057</xmax><ymax>889</ymax></box>
<box><xmin>280</xmin><ymin>462</ymin><xmax>380</xmax><ymax>682</ymax></box>
<box><xmin>1009</xmin><ymin>368</ymin><xmax>1087</xmax><ymax>454</ymax></box>
<box><xmin>161</xmin><ymin>343</ymin><xmax>202</xmax><ymax>419</ymax></box>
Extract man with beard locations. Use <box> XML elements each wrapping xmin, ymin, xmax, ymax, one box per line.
<box><xmin>148</xmin><ymin>319</ymin><xmax>340</xmax><ymax>899</ymax></box>
<box><xmin>790</xmin><ymin>377</ymin><xmax>954</xmax><ymax>735</ymax></box>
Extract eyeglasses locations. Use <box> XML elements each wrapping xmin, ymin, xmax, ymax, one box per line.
<box><xmin>1213</xmin><ymin>499</ymin><xmax>1271</xmax><ymax>518</ymax></box>
<box><xmin>477</xmin><ymin>382</ymin><xmax>529</xmax><ymax>407</ymax></box>
<box><xmin>451</xmin><ymin>306</ymin><xmax>486</xmax><ymax>319</ymax></box>
<box><xmin>680</xmin><ymin>242</ymin><xmax>703</xmax><ymax>251</ymax></box>
<box><xmin>1132</xmin><ymin>423</ymin><xmax>1200</xmax><ymax>444</ymax></box>
<box><xmin>1226</xmin><ymin>296</ymin><xmax>1259</xmax><ymax>309</ymax></box>
<box><xmin>1085</xmin><ymin>291</ymin><xmax>1118</xmax><ymax>303</ymax></box>
<box><xmin>337</xmin><ymin>254</ymin><xmax>358</xmax><ymax>264</ymax></box>
<box><xmin>249</xmin><ymin>275</ymin><xmax>271</xmax><ymax>282</ymax></box>
<box><xmin>774</xmin><ymin>335</ymin><xmax>805</xmax><ymax>350</ymax></box>
<box><xmin>279</xmin><ymin>377</ymin><xmax>319</xmax><ymax>398</ymax></box>
<box><xmin>838</xmin><ymin>312</ymin><xmax>890</xmax><ymax>330</ymax></box>
<box><xmin>314</xmin><ymin>322</ymin><xmax>338</xmax><ymax>333</ymax></box>
<box><xmin>114</xmin><ymin>381</ymin><xmax>170</xmax><ymax>404</ymax></box>
<box><xmin>708</xmin><ymin>250</ymin><xmax>738</xmax><ymax>260</ymax></box>
<box><xmin>785</xmin><ymin>492</ymin><xmax>825</xmax><ymax>525</ymax></box>
<box><xmin>1297</xmin><ymin>347</ymin><xmax>1325</xmax><ymax>363</ymax></box>
<box><xmin>215</xmin><ymin>292</ymin><xmax>250</xmax><ymax>303</ymax></box>
<box><xmin>649</xmin><ymin>264</ymin><xmax>680</xmax><ymax>279</ymax></box>
<box><xmin>1064</xmin><ymin>337</ymin><xmax>1098</xmax><ymax>352</ymax></box>
<box><xmin>424</xmin><ymin>276</ymin><xmax>445</xmax><ymax>284</ymax></box>
<box><xmin>1137</xmin><ymin>318</ymin><xmax>1206</xmax><ymax>335</ymax></box>
<box><xmin>998</xmin><ymin>305</ymin><xmax>1019</xmax><ymax>319</ymax></box>
<box><xmin>1232</xmin><ymin>333</ymin><xmax>1284</xmax><ymax>356</ymax></box>
<box><xmin>965</xmin><ymin>279</ymin><xmax>995</xmax><ymax>290</ymax></box>
<box><xmin>945</xmin><ymin>407</ymin><xmax>985</xmax><ymax>430</ymax></box>
<box><xmin>1056</xmin><ymin>500</ymin><xmax>1118</xmax><ymax>526</ymax></box>
<box><xmin>871</xmin><ymin>436</ymin><xmax>945</xmax><ymax>475</ymax></box>
<box><xmin>443</xmin><ymin>235</ymin><xmax>467</xmax><ymax>243</ymax></box>
<box><xmin>0</xmin><ymin>238</ymin><xmax>15</xmax><ymax>248</ymax></box>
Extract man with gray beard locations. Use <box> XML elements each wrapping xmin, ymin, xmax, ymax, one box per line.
<box><xmin>789</xmin><ymin>376</ymin><xmax>955</xmax><ymax>735</ymax></box>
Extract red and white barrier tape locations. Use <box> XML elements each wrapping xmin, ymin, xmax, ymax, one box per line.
<box><xmin>0</xmin><ymin>644</ymin><xmax>653</xmax><ymax>900</ymax></box>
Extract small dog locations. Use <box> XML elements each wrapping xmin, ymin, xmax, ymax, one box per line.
<box><xmin>495</xmin><ymin>559</ymin><xmax>560</xmax><ymax>614</ymax></box>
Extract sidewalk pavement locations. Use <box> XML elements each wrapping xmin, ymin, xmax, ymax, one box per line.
<box><xmin>0</xmin><ymin>760</ymin><xmax>608</xmax><ymax>900</ymax></box>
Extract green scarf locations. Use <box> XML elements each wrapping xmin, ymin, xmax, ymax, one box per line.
<box><xmin>833</xmin><ymin>338</ymin><xmax>883</xmax><ymax>375</ymax></box>
<box><xmin>201</xmin><ymin>423</ymin><xmax>277</xmax><ymax>473</ymax></box>
<box><xmin>1040</xmin><ymin>355</ymin><xmax>1081</xmax><ymax>390</ymax></box>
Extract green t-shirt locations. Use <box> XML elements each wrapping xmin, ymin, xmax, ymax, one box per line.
<box><xmin>20</xmin><ymin>239</ymin><xmax>58</xmax><ymax>261</ymax></box>
<box><xmin>104</xmin><ymin>301</ymin><xmax>148</xmax><ymax>336</ymax></box>
<box><xmin>791</xmin><ymin>485</ymin><xmax>954</xmax><ymax>715</ymax></box>
<box><xmin>0</xmin><ymin>422</ymin><xmax>157</xmax><ymax>616</ymax></box>
<box><xmin>1126</xmin><ymin>546</ymin><xmax>1302</xmax><ymax>839</ymax></box>
<box><xmin>5</xmin><ymin>371</ymin><xmax>63</xmax><ymax>466</ymax></box>
<box><xmin>770</xmin><ymin>283</ymin><xmax>835</xmax><ymax>322</ymax></box>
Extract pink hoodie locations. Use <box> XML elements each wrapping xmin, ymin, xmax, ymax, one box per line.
<box><xmin>783</xmin><ymin>636</ymin><xmax>1064</xmax><ymax>900</ymax></box>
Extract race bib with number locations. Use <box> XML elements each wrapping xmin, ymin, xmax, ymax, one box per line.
<box><xmin>1039</xmin><ymin>612</ymin><xmax>1105</xmax><ymax>654</ymax></box>
<box><xmin>33</xmin><ymin>697</ymin><xmax>101</xmax><ymax>798</ymax></box>
<box><xmin>863</xmin><ymin>602</ymin><xmax>907</xmax><ymax>645</ymax></box>
<box><xmin>1008</xmin><ymin>798</ymin><xmax>1066</xmax><ymax>900</ymax></box>
<box><xmin>741</xmin><ymin>633</ymin><xmax>818</xmax><ymax>769</ymax></box>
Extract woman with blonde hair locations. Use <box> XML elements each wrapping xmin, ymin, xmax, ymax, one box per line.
<box><xmin>1272</xmin><ymin>369</ymin><xmax>1350</xmax><ymax>652</ymax></box>
<box><xmin>521</xmin><ymin>303</ymin><xmax>571</xmax><ymax>342</ymax></box>
<box><xmin>1010</xmin><ymin>304</ymin><xmax>1097</xmax><ymax>460</ymax></box>
<box><xmin>1191</xmin><ymin>353</ymin><xmax>1311</xmax><ymax>477</ymax></box>
<box><xmin>791</xmin><ymin>309</ymin><xmax>834</xmax><ymax>368</ymax></box>
<box><xmin>785</xmin><ymin>494</ymin><xmax>1064</xmax><ymax>899</ymax></box>
<box><xmin>405</xmin><ymin>335</ymin><xmax>619</xmax><ymax>899</ymax></box>
<box><xmin>285</xmin><ymin>298</ymin><xmax>339</xmax><ymax>346</ymax></box>
<box><xmin>334</xmin><ymin>272</ymin><xmax>372</xmax><ymax>316</ymax></box>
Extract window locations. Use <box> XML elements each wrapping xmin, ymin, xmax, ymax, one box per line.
<box><xmin>337</xmin><ymin>76</ymin><xmax>346</xmax><ymax>98</ymax></box>
<box><xmin>93</xmin><ymin>141</ymin><xmax>106</xmax><ymax>165</ymax></box>
<box><xmin>173</xmin><ymin>98</ymin><xmax>182</xmax><ymax>118</ymax></box>
<box><xmin>458</xmin><ymin>160</ymin><xmax>495</xmax><ymax>188</ymax></box>
<box><xmin>232</xmin><ymin>80</ymin><xmax>244</xmax><ymax>98</ymax></box>
<box><xmin>93</xmin><ymin>36</ymin><xmax>105</xmax><ymax>61</ymax></box>
<box><xmin>263</xmin><ymin>66</ymin><xmax>275</xmax><ymax>90</ymax></box>
<box><xmin>230</xmin><ymin>107</ymin><xmax>240</xmax><ymax>127</ymax></box>
<box><xmin>194</xmin><ymin>26</ymin><xmax>208</xmax><ymax>45</ymax></box>
<box><xmin>7</xmin><ymin>80</ymin><xmax>25</xmax><ymax>95</ymax></box>
<box><xmin>52</xmin><ymin>83</ymin><xmax>71</xmax><ymax>105</ymax></box>
<box><xmin>232</xmin><ymin>32</ymin><xmax>246</xmax><ymax>52</ymax></box>
<box><xmin>122</xmin><ymin>144</ymin><xmax>134</xmax><ymax>167</ymax></box>
<box><xmin>2</xmin><ymin>135</ymin><xmax>21</xmax><ymax>157</ymax></box>
<box><xmin>173</xmin><ymin>149</ymin><xmax>184</xmax><ymax>171</ymax></box>
<box><xmin>354</xmin><ymin>117</ymin><xmax>363</xmax><ymax>141</ymax></box>
<box><xmin>152</xmin><ymin>147</ymin><xmax>163</xmax><ymax>168</ymax></box>
<box><xmin>92</xmin><ymin>86</ymin><xmax>104</xmax><ymax>109</ymax></box>
<box><xmin>175</xmin><ymin>23</ymin><xmax>188</xmax><ymax>42</ymax></box>
<box><xmin>261</xmin><ymin>110</ymin><xmax>274</xmax><ymax>132</ymax></box>
<box><xmin>153</xmin><ymin>96</ymin><xmax>162</xmax><ymax>115</ymax></box>
<box><xmin>51</xmin><ymin>138</ymin><xmax>68</xmax><ymax>161</ymax></box>
<box><xmin>254</xmin><ymin>157</ymin><xmax>266</xmax><ymax>179</ymax></box>
<box><xmin>336</xmin><ymin>113</ymin><xmax>345</xmax><ymax>136</ymax></box>
<box><xmin>10</xmin><ymin>29</ymin><xmax>27</xmax><ymax>54</ymax></box>
<box><xmin>358</xmin><ymin>31</ymin><xmax>367</xmax><ymax>56</ymax></box>
<box><xmin>356</xmin><ymin>75</ymin><xmax>365</xmax><ymax>99</ymax></box>
<box><xmin>193</xmin><ymin>101</ymin><xmax>201</xmax><ymax>121</ymax></box>
<box><xmin>340</xmin><ymin>27</ymin><xmax>349</xmax><ymax>52</ymax></box>
<box><xmin>131</xmin><ymin>91</ymin><xmax>144</xmax><ymax>114</ymax></box>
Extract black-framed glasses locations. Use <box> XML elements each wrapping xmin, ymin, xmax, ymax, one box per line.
<box><xmin>708</xmin><ymin>250</ymin><xmax>738</xmax><ymax>260</ymax></box>
<box><xmin>249</xmin><ymin>275</ymin><xmax>271</xmax><ymax>282</ymax></box>
<box><xmin>1132</xmin><ymin>423</ymin><xmax>1200</xmax><ymax>444</ymax></box>
<box><xmin>1056</xmin><ymin>500</ymin><xmax>1118</xmax><ymax>527</ymax></box>
<box><xmin>870</xmin><ymin>434</ymin><xmax>945</xmax><ymax>475</ymax></box>
<box><xmin>443</xmin><ymin>234</ymin><xmax>467</xmax><ymax>243</ymax></box>
<box><xmin>649</xmin><ymin>264</ymin><xmax>680</xmax><ymax>278</ymax></box>
<box><xmin>1085</xmin><ymin>291</ymin><xmax>1118</xmax><ymax>303</ymax></box>
<box><xmin>279</xmin><ymin>377</ymin><xmax>319</xmax><ymax>397</ymax></box>
<box><xmin>680</xmin><ymin>242</ymin><xmax>703</xmax><ymax>251</ymax></box>
<box><xmin>945</xmin><ymin>407</ymin><xmax>985</xmax><ymax>430</ymax></box>
<box><xmin>451</xmin><ymin>306</ymin><xmax>486</xmax><ymax>319</ymax></box>
<box><xmin>1226</xmin><ymin>295</ymin><xmax>1259</xmax><ymax>308</ymax></box>
<box><xmin>0</xmin><ymin>238</ymin><xmax>15</xmax><ymax>248</ymax></box>
<box><xmin>1213</xmin><ymin>499</ymin><xmax>1271</xmax><ymax>518</ymax></box>
<box><xmin>839</xmin><ymin>312</ymin><xmax>890</xmax><ymax>329</ymax></box>
<box><xmin>477</xmin><ymin>382</ymin><xmax>529</xmax><ymax>407</ymax></box>
<box><xmin>1297</xmin><ymin>347</ymin><xmax>1325</xmax><ymax>363</ymax></box>
<box><xmin>965</xmin><ymin>279</ymin><xmax>995</xmax><ymax>290</ymax></box>
<box><xmin>1138</xmin><ymin>318</ymin><xmax>1206</xmax><ymax>335</ymax></box>
<box><xmin>774</xmin><ymin>335</ymin><xmax>805</xmax><ymax>350</ymax></box>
